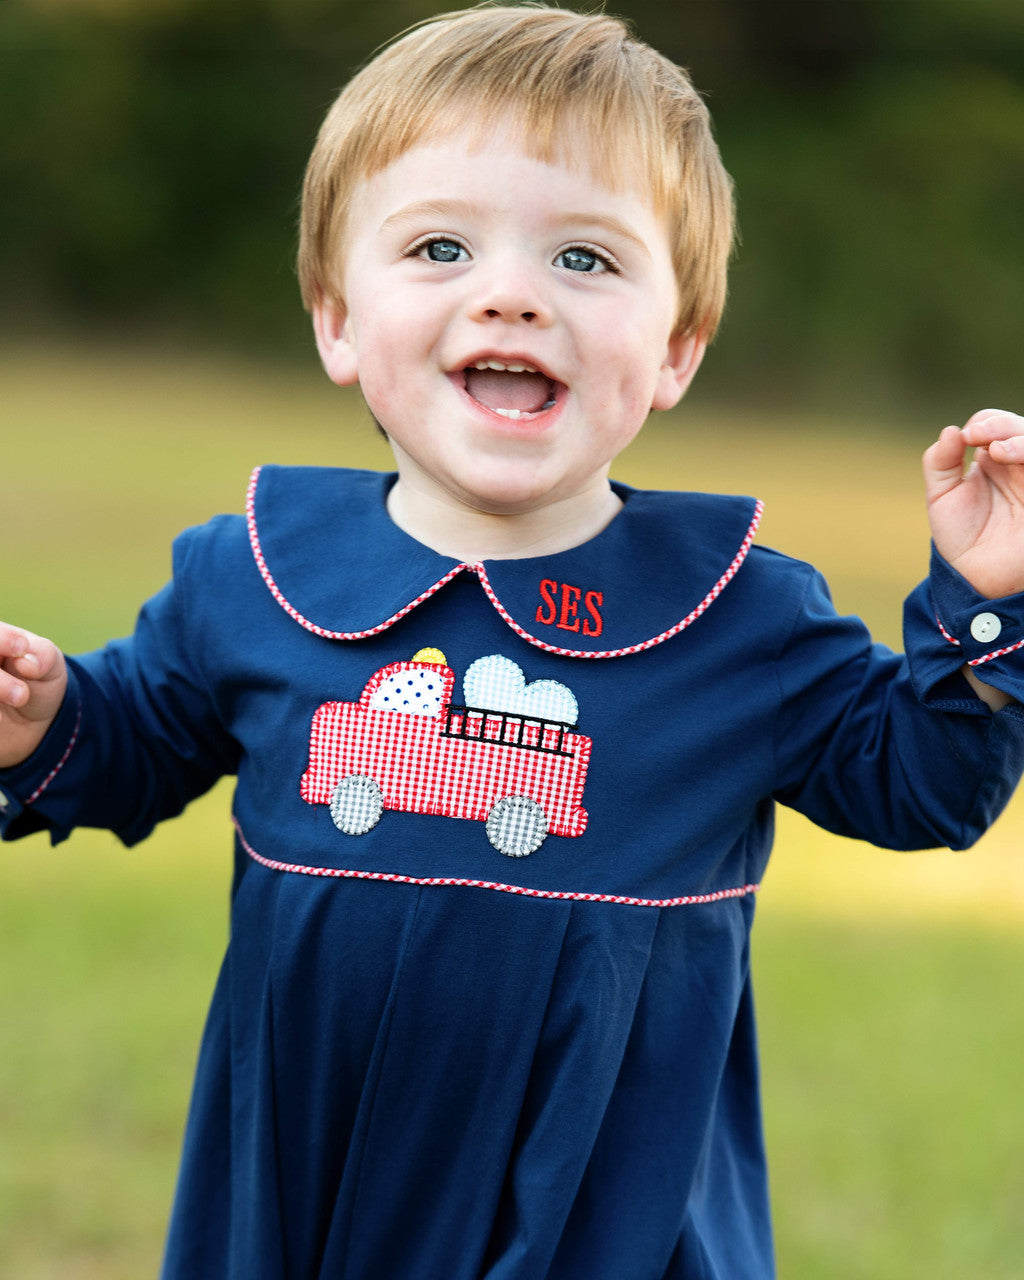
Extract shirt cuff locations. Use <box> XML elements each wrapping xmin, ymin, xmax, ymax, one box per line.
<box><xmin>905</xmin><ymin>545</ymin><xmax>1024</xmax><ymax>711</ymax></box>
<box><xmin>0</xmin><ymin>666</ymin><xmax>82</xmax><ymax>841</ymax></box>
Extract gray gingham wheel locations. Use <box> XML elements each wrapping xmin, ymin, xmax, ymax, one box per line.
<box><xmin>330</xmin><ymin>775</ymin><xmax>383</xmax><ymax>835</ymax></box>
<box><xmin>486</xmin><ymin>795</ymin><xmax>548</xmax><ymax>857</ymax></box>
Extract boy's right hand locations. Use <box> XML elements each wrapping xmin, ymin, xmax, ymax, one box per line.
<box><xmin>0</xmin><ymin>624</ymin><xmax>67</xmax><ymax>769</ymax></box>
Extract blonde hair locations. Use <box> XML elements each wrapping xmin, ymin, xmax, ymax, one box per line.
<box><xmin>298</xmin><ymin>4</ymin><xmax>734</xmax><ymax>338</ymax></box>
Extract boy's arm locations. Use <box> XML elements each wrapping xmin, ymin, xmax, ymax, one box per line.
<box><xmin>1</xmin><ymin>524</ymin><xmax>242</xmax><ymax>845</ymax></box>
<box><xmin>924</xmin><ymin>409</ymin><xmax>1024</xmax><ymax>711</ymax></box>
<box><xmin>0</xmin><ymin>624</ymin><xmax>67</xmax><ymax>769</ymax></box>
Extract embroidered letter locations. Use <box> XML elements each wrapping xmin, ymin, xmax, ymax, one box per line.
<box><xmin>583</xmin><ymin>590</ymin><xmax>604</xmax><ymax>637</ymax></box>
<box><xmin>301</xmin><ymin>652</ymin><xmax>591</xmax><ymax>854</ymax></box>
<box><xmin>536</xmin><ymin>579</ymin><xmax>558</xmax><ymax>626</ymax></box>
<box><xmin>536</xmin><ymin>580</ymin><xmax>604</xmax><ymax>637</ymax></box>
<box><xmin>557</xmin><ymin>583</ymin><xmax>582</xmax><ymax>632</ymax></box>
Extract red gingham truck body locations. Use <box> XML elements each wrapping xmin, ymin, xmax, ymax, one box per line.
<box><xmin>300</xmin><ymin>659</ymin><xmax>591</xmax><ymax>852</ymax></box>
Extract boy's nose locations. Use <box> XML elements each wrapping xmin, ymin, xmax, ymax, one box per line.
<box><xmin>467</xmin><ymin>262</ymin><xmax>553</xmax><ymax>327</ymax></box>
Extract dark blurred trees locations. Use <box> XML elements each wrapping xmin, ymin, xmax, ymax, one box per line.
<box><xmin>2</xmin><ymin>0</ymin><xmax>1022</xmax><ymax>416</ymax></box>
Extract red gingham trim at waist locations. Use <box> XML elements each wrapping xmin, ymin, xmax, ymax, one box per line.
<box><xmin>247</xmin><ymin>465</ymin><xmax>764</xmax><ymax>657</ymax></box>
<box><xmin>234</xmin><ymin>819</ymin><xmax>759</xmax><ymax>910</ymax></box>
<box><xmin>246</xmin><ymin>466</ymin><xmax>468</xmax><ymax>640</ymax></box>
<box><xmin>26</xmin><ymin>703</ymin><xmax>82</xmax><ymax>805</ymax></box>
<box><xmin>935</xmin><ymin>613</ymin><xmax>1024</xmax><ymax>666</ymax></box>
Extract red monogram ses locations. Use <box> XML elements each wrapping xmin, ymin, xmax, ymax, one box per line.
<box><xmin>535</xmin><ymin>580</ymin><xmax>604</xmax><ymax>637</ymax></box>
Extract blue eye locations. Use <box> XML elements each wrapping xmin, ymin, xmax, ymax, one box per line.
<box><xmin>557</xmin><ymin>246</ymin><xmax>606</xmax><ymax>273</ymax></box>
<box><xmin>423</xmin><ymin>239</ymin><xmax>466</xmax><ymax>263</ymax></box>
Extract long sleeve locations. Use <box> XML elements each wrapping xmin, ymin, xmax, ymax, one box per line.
<box><xmin>770</xmin><ymin>548</ymin><xmax>1024</xmax><ymax>851</ymax></box>
<box><xmin>0</xmin><ymin>530</ymin><xmax>240</xmax><ymax>847</ymax></box>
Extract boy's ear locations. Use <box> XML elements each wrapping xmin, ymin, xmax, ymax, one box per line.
<box><xmin>651</xmin><ymin>331</ymin><xmax>706</xmax><ymax>412</ymax></box>
<box><xmin>312</xmin><ymin>299</ymin><xmax>359</xmax><ymax>387</ymax></box>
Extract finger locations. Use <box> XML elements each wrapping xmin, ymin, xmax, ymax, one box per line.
<box><xmin>984</xmin><ymin>435</ymin><xmax>1024</xmax><ymax>465</ymax></box>
<box><xmin>0</xmin><ymin>626</ymin><xmax>60</xmax><ymax>679</ymax></box>
<box><xmin>963</xmin><ymin>407</ymin><xmax>1004</xmax><ymax>427</ymax></box>
<box><xmin>0</xmin><ymin>623</ymin><xmax>31</xmax><ymax>661</ymax></box>
<box><xmin>961</xmin><ymin>409</ymin><xmax>1024</xmax><ymax>447</ymax></box>
<box><xmin>922</xmin><ymin>424</ymin><xmax>967</xmax><ymax>503</ymax></box>
<box><xmin>0</xmin><ymin>667</ymin><xmax>31</xmax><ymax>709</ymax></box>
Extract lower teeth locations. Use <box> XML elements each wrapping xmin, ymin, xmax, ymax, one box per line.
<box><xmin>491</xmin><ymin>398</ymin><xmax>556</xmax><ymax>420</ymax></box>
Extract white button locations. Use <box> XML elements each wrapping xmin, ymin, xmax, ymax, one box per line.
<box><xmin>970</xmin><ymin>612</ymin><xmax>1002</xmax><ymax>643</ymax></box>
<box><xmin>0</xmin><ymin>789</ymin><xmax>9</xmax><ymax>811</ymax></box>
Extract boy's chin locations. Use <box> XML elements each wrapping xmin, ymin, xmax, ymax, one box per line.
<box><xmin>395</xmin><ymin>455</ymin><xmax>549</xmax><ymax>514</ymax></box>
<box><xmin>450</xmin><ymin>484</ymin><xmax>557</xmax><ymax>519</ymax></box>
<box><xmin>446</xmin><ymin>464</ymin><xmax>580</xmax><ymax>517</ymax></box>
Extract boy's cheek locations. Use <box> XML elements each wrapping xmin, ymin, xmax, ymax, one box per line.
<box><xmin>359</xmin><ymin>368</ymin><xmax>396</xmax><ymax>413</ymax></box>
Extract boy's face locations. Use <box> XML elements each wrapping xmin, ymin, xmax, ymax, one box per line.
<box><xmin>314</xmin><ymin>120</ymin><xmax>703</xmax><ymax>520</ymax></box>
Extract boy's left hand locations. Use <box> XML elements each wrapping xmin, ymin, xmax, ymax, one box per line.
<box><xmin>924</xmin><ymin>409</ymin><xmax>1024</xmax><ymax>600</ymax></box>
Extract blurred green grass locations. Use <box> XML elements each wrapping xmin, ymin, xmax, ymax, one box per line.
<box><xmin>2</xmin><ymin>343</ymin><xmax>1023</xmax><ymax>1277</ymax></box>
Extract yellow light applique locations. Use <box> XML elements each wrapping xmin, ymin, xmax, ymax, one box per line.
<box><xmin>412</xmin><ymin>647</ymin><xmax>447</xmax><ymax>666</ymax></box>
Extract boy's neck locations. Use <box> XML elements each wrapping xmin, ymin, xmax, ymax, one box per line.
<box><xmin>385</xmin><ymin>473</ymin><xmax>623</xmax><ymax>562</ymax></box>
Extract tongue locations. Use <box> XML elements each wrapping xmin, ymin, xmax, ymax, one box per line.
<box><xmin>464</xmin><ymin>368</ymin><xmax>552</xmax><ymax>413</ymax></box>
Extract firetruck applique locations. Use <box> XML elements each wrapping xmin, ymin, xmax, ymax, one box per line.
<box><xmin>300</xmin><ymin>650</ymin><xmax>591</xmax><ymax>856</ymax></box>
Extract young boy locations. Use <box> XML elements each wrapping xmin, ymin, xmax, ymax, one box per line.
<box><xmin>3</xmin><ymin>6</ymin><xmax>1024</xmax><ymax>1277</ymax></box>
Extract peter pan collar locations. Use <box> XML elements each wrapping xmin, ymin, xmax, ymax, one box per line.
<box><xmin>246</xmin><ymin>465</ymin><xmax>762</xmax><ymax>659</ymax></box>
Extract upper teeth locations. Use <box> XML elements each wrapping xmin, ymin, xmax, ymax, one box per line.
<box><xmin>471</xmin><ymin>359</ymin><xmax>539</xmax><ymax>374</ymax></box>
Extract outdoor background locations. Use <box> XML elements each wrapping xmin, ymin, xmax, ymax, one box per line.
<box><xmin>2</xmin><ymin>1</ymin><xmax>1023</xmax><ymax>1276</ymax></box>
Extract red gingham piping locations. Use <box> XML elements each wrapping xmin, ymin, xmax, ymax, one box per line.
<box><xmin>474</xmin><ymin>499</ymin><xmax>765</xmax><ymax>659</ymax></box>
<box><xmin>967</xmin><ymin>636</ymin><xmax>1024</xmax><ymax>666</ymax></box>
<box><xmin>234</xmin><ymin>818</ymin><xmax>758</xmax><ymax>910</ymax></box>
<box><xmin>935</xmin><ymin>613</ymin><xmax>1024</xmax><ymax>666</ymax></box>
<box><xmin>935</xmin><ymin>615</ymin><xmax>960</xmax><ymax>647</ymax></box>
<box><xmin>26</xmin><ymin>704</ymin><xmax>82</xmax><ymax>805</ymax></box>
<box><xmin>246</xmin><ymin>466</ymin><xmax>469</xmax><ymax>639</ymax></box>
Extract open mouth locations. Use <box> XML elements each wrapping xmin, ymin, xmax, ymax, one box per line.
<box><xmin>461</xmin><ymin>359</ymin><xmax>560</xmax><ymax>420</ymax></box>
